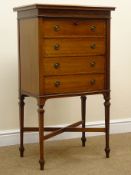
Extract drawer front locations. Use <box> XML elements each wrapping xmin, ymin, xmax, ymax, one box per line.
<box><xmin>41</xmin><ymin>19</ymin><xmax>106</xmax><ymax>37</ymax></box>
<box><xmin>43</xmin><ymin>56</ymin><xmax>105</xmax><ymax>76</ymax></box>
<box><xmin>42</xmin><ymin>38</ymin><xmax>105</xmax><ymax>57</ymax></box>
<box><xmin>44</xmin><ymin>74</ymin><xmax>105</xmax><ymax>94</ymax></box>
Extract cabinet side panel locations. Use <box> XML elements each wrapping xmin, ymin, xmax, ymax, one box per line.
<box><xmin>105</xmin><ymin>17</ymin><xmax>111</xmax><ymax>91</ymax></box>
<box><xmin>19</xmin><ymin>18</ymin><xmax>39</xmax><ymax>96</ymax></box>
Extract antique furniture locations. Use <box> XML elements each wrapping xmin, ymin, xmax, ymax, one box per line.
<box><xmin>14</xmin><ymin>4</ymin><xmax>115</xmax><ymax>170</ymax></box>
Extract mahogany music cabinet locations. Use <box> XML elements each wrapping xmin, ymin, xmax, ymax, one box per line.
<box><xmin>14</xmin><ymin>4</ymin><xmax>115</xmax><ymax>170</ymax></box>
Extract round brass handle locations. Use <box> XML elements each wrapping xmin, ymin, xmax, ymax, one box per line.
<box><xmin>90</xmin><ymin>44</ymin><xmax>96</xmax><ymax>49</ymax></box>
<box><xmin>54</xmin><ymin>44</ymin><xmax>60</xmax><ymax>50</ymax></box>
<box><xmin>54</xmin><ymin>25</ymin><xmax>60</xmax><ymax>32</ymax></box>
<box><xmin>54</xmin><ymin>81</ymin><xmax>61</xmax><ymax>87</ymax></box>
<box><xmin>90</xmin><ymin>79</ymin><xmax>96</xmax><ymax>85</ymax></box>
<box><xmin>54</xmin><ymin>63</ymin><xmax>60</xmax><ymax>69</ymax></box>
<box><xmin>90</xmin><ymin>61</ymin><xmax>96</xmax><ymax>67</ymax></box>
<box><xmin>90</xmin><ymin>25</ymin><xmax>96</xmax><ymax>32</ymax></box>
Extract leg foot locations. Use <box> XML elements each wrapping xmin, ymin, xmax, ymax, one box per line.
<box><xmin>81</xmin><ymin>137</ymin><xmax>86</xmax><ymax>147</ymax></box>
<box><xmin>39</xmin><ymin>160</ymin><xmax>45</xmax><ymax>170</ymax></box>
<box><xmin>19</xmin><ymin>147</ymin><xmax>25</xmax><ymax>157</ymax></box>
<box><xmin>105</xmin><ymin>147</ymin><xmax>110</xmax><ymax>158</ymax></box>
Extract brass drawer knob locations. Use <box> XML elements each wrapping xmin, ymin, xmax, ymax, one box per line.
<box><xmin>90</xmin><ymin>79</ymin><xmax>96</xmax><ymax>85</ymax></box>
<box><xmin>90</xmin><ymin>61</ymin><xmax>96</xmax><ymax>67</ymax></box>
<box><xmin>54</xmin><ymin>44</ymin><xmax>60</xmax><ymax>50</ymax></box>
<box><xmin>54</xmin><ymin>63</ymin><xmax>60</xmax><ymax>69</ymax></box>
<box><xmin>54</xmin><ymin>81</ymin><xmax>61</xmax><ymax>87</ymax></box>
<box><xmin>54</xmin><ymin>25</ymin><xmax>60</xmax><ymax>32</ymax></box>
<box><xmin>90</xmin><ymin>44</ymin><xmax>96</xmax><ymax>49</ymax></box>
<box><xmin>90</xmin><ymin>25</ymin><xmax>96</xmax><ymax>32</ymax></box>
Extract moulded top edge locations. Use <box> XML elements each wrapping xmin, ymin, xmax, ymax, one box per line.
<box><xmin>13</xmin><ymin>4</ymin><xmax>116</xmax><ymax>12</ymax></box>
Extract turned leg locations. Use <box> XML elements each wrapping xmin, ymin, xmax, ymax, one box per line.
<box><xmin>37</xmin><ymin>99</ymin><xmax>45</xmax><ymax>170</ymax></box>
<box><xmin>19</xmin><ymin>95</ymin><xmax>25</xmax><ymax>157</ymax></box>
<box><xmin>103</xmin><ymin>93</ymin><xmax>110</xmax><ymax>158</ymax></box>
<box><xmin>81</xmin><ymin>96</ymin><xmax>87</xmax><ymax>147</ymax></box>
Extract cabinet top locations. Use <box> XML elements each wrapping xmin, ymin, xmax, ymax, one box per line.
<box><xmin>13</xmin><ymin>4</ymin><xmax>115</xmax><ymax>12</ymax></box>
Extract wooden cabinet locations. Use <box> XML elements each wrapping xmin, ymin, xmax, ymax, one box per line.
<box><xmin>14</xmin><ymin>4</ymin><xmax>115</xmax><ymax>170</ymax></box>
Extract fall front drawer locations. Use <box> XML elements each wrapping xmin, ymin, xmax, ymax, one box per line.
<box><xmin>42</xmin><ymin>38</ymin><xmax>105</xmax><ymax>57</ymax></box>
<box><xmin>43</xmin><ymin>56</ymin><xmax>105</xmax><ymax>76</ymax></box>
<box><xmin>41</xmin><ymin>19</ymin><xmax>106</xmax><ymax>37</ymax></box>
<box><xmin>43</xmin><ymin>74</ymin><xmax>105</xmax><ymax>94</ymax></box>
